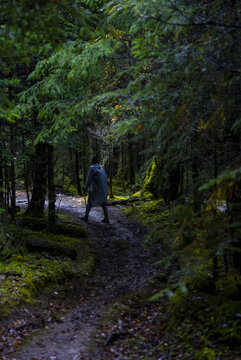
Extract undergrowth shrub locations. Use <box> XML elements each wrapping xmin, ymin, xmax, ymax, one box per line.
<box><xmin>124</xmin><ymin>197</ymin><xmax>241</xmax><ymax>354</ymax></box>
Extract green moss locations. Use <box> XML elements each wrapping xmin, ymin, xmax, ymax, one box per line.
<box><xmin>25</xmin><ymin>230</ymin><xmax>79</xmax><ymax>249</ymax></box>
<box><xmin>123</xmin><ymin>199</ymin><xmax>166</xmax><ymax>226</ymax></box>
<box><xmin>194</xmin><ymin>347</ymin><xmax>216</xmax><ymax>360</ymax></box>
<box><xmin>0</xmin><ymin>221</ymin><xmax>95</xmax><ymax>316</ymax></box>
<box><xmin>130</xmin><ymin>190</ymin><xmax>141</xmax><ymax>198</ymax></box>
<box><xmin>55</xmin><ymin>223</ymin><xmax>87</xmax><ymax>238</ymax></box>
<box><xmin>0</xmin><ymin>254</ymin><xmax>73</xmax><ymax>315</ymax></box>
<box><xmin>0</xmin><ymin>242</ymin><xmax>95</xmax><ymax>316</ymax></box>
<box><xmin>111</xmin><ymin>179</ymin><xmax>126</xmax><ymax>196</ymax></box>
<box><xmin>57</xmin><ymin>213</ymin><xmax>72</xmax><ymax>222</ymax></box>
<box><xmin>21</xmin><ymin>216</ymin><xmax>47</xmax><ymax>230</ymax></box>
<box><xmin>107</xmin><ymin>194</ymin><xmax>128</xmax><ymax>201</ymax></box>
<box><xmin>143</xmin><ymin>159</ymin><xmax>160</xmax><ymax>198</ymax></box>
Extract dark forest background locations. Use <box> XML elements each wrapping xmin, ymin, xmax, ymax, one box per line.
<box><xmin>1</xmin><ymin>1</ymin><xmax>241</xmax><ymax>357</ymax></box>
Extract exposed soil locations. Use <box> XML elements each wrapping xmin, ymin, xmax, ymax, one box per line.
<box><xmin>1</xmin><ymin>196</ymin><xmax>160</xmax><ymax>360</ymax></box>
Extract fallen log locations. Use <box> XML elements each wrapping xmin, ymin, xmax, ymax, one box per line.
<box><xmin>26</xmin><ymin>237</ymin><xmax>77</xmax><ymax>259</ymax></box>
<box><xmin>108</xmin><ymin>197</ymin><xmax>144</xmax><ymax>206</ymax></box>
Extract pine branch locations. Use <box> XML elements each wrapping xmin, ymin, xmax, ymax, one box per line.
<box><xmin>149</xmin><ymin>15</ymin><xmax>241</xmax><ymax>29</ymax></box>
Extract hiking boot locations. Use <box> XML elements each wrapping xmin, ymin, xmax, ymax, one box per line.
<box><xmin>101</xmin><ymin>218</ymin><xmax>109</xmax><ymax>223</ymax></box>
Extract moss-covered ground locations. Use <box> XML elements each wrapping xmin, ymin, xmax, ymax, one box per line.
<box><xmin>0</xmin><ymin>214</ymin><xmax>94</xmax><ymax>317</ymax></box>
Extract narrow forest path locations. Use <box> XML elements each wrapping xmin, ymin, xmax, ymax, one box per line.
<box><xmin>9</xmin><ymin>196</ymin><xmax>158</xmax><ymax>360</ymax></box>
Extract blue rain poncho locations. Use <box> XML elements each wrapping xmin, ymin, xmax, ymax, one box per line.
<box><xmin>84</xmin><ymin>164</ymin><xmax>108</xmax><ymax>207</ymax></box>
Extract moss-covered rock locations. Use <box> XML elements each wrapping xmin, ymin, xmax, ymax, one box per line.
<box><xmin>55</xmin><ymin>223</ymin><xmax>87</xmax><ymax>238</ymax></box>
<box><xmin>0</xmin><ymin>254</ymin><xmax>73</xmax><ymax>315</ymax></box>
<box><xmin>20</xmin><ymin>216</ymin><xmax>47</xmax><ymax>230</ymax></box>
<box><xmin>26</xmin><ymin>237</ymin><xmax>77</xmax><ymax>259</ymax></box>
<box><xmin>0</xmin><ymin>218</ymin><xmax>94</xmax><ymax>316</ymax></box>
<box><xmin>24</xmin><ymin>230</ymin><xmax>79</xmax><ymax>251</ymax></box>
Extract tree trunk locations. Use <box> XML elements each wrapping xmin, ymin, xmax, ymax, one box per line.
<box><xmin>4</xmin><ymin>164</ymin><xmax>10</xmax><ymax>207</ymax></box>
<box><xmin>0</xmin><ymin>144</ymin><xmax>8</xmax><ymax>250</ymax></box>
<box><xmin>22</xmin><ymin>136</ymin><xmax>30</xmax><ymax>204</ymax></box>
<box><xmin>191</xmin><ymin>134</ymin><xmax>201</xmax><ymax>212</ymax></box>
<box><xmin>120</xmin><ymin>143</ymin><xmax>126</xmax><ymax>190</ymax></box>
<box><xmin>25</xmin><ymin>142</ymin><xmax>47</xmax><ymax>217</ymax></box>
<box><xmin>82</xmin><ymin>137</ymin><xmax>88</xmax><ymax>184</ymax></box>
<box><xmin>109</xmin><ymin>146</ymin><xmax>114</xmax><ymax>198</ymax></box>
<box><xmin>164</xmin><ymin>161</ymin><xmax>182</xmax><ymax>202</ymax></box>
<box><xmin>47</xmin><ymin>143</ymin><xmax>56</xmax><ymax>229</ymax></box>
<box><xmin>10</xmin><ymin>127</ymin><xmax>16</xmax><ymax>220</ymax></box>
<box><xmin>24</xmin><ymin>161</ymin><xmax>30</xmax><ymax>205</ymax></box>
<box><xmin>0</xmin><ymin>150</ymin><xmax>6</xmax><ymax>225</ymax></box>
<box><xmin>75</xmin><ymin>150</ymin><xmax>82</xmax><ymax>196</ymax></box>
<box><xmin>127</xmin><ymin>135</ymin><xmax>135</xmax><ymax>185</ymax></box>
<box><xmin>0</xmin><ymin>150</ymin><xmax>4</xmax><ymax>209</ymax></box>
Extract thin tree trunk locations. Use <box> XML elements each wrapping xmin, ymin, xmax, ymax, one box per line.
<box><xmin>22</xmin><ymin>136</ymin><xmax>30</xmax><ymax>204</ymax></box>
<box><xmin>120</xmin><ymin>143</ymin><xmax>126</xmax><ymax>191</ymax></box>
<box><xmin>0</xmin><ymin>150</ymin><xmax>5</xmax><ymax>226</ymax></box>
<box><xmin>127</xmin><ymin>135</ymin><xmax>135</xmax><ymax>185</ymax></box>
<box><xmin>75</xmin><ymin>150</ymin><xmax>82</xmax><ymax>196</ymax></box>
<box><xmin>62</xmin><ymin>163</ymin><xmax>65</xmax><ymax>189</ymax></box>
<box><xmin>82</xmin><ymin>137</ymin><xmax>88</xmax><ymax>184</ymax></box>
<box><xmin>4</xmin><ymin>164</ymin><xmax>10</xmax><ymax>207</ymax></box>
<box><xmin>212</xmin><ymin>134</ymin><xmax>219</xmax><ymax>278</ymax></box>
<box><xmin>10</xmin><ymin>158</ymin><xmax>16</xmax><ymax>220</ymax></box>
<box><xmin>109</xmin><ymin>146</ymin><xmax>114</xmax><ymax>199</ymax></box>
<box><xmin>25</xmin><ymin>142</ymin><xmax>47</xmax><ymax>217</ymax></box>
<box><xmin>47</xmin><ymin>143</ymin><xmax>56</xmax><ymax>229</ymax></box>
<box><xmin>0</xmin><ymin>150</ymin><xmax>4</xmax><ymax>207</ymax></box>
<box><xmin>186</xmin><ymin>163</ymin><xmax>189</xmax><ymax>194</ymax></box>
<box><xmin>10</xmin><ymin>127</ymin><xmax>16</xmax><ymax>220</ymax></box>
<box><xmin>191</xmin><ymin>135</ymin><xmax>201</xmax><ymax>212</ymax></box>
<box><xmin>0</xmin><ymin>149</ymin><xmax>8</xmax><ymax>250</ymax></box>
<box><xmin>24</xmin><ymin>161</ymin><xmax>30</xmax><ymax>205</ymax></box>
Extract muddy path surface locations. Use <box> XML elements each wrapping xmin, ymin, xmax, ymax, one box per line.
<box><xmin>6</xmin><ymin>196</ymin><xmax>159</xmax><ymax>360</ymax></box>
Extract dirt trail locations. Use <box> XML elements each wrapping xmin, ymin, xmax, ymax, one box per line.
<box><xmin>9</xmin><ymin>197</ymin><xmax>158</xmax><ymax>360</ymax></box>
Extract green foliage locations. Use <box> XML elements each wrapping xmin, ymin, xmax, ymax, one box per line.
<box><xmin>63</xmin><ymin>183</ymin><xmax>79</xmax><ymax>196</ymax></box>
<box><xmin>1</xmin><ymin>1</ymin><xmax>241</xmax><ymax>354</ymax></box>
<box><xmin>215</xmin><ymin>272</ymin><xmax>241</xmax><ymax>298</ymax></box>
<box><xmin>194</xmin><ymin>347</ymin><xmax>216</xmax><ymax>360</ymax></box>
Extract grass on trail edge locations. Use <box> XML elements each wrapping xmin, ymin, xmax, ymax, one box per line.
<box><xmin>0</xmin><ymin>214</ymin><xmax>94</xmax><ymax>317</ymax></box>
<box><xmin>95</xmin><ymin>199</ymin><xmax>241</xmax><ymax>360</ymax></box>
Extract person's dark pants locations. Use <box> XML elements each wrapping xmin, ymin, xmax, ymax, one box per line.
<box><xmin>85</xmin><ymin>202</ymin><xmax>109</xmax><ymax>221</ymax></box>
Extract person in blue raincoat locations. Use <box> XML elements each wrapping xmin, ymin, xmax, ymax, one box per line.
<box><xmin>81</xmin><ymin>157</ymin><xmax>109</xmax><ymax>223</ymax></box>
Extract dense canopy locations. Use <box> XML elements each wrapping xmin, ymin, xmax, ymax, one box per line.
<box><xmin>1</xmin><ymin>0</ymin><xmax>241</xmax><ymax>357</ymax></box>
